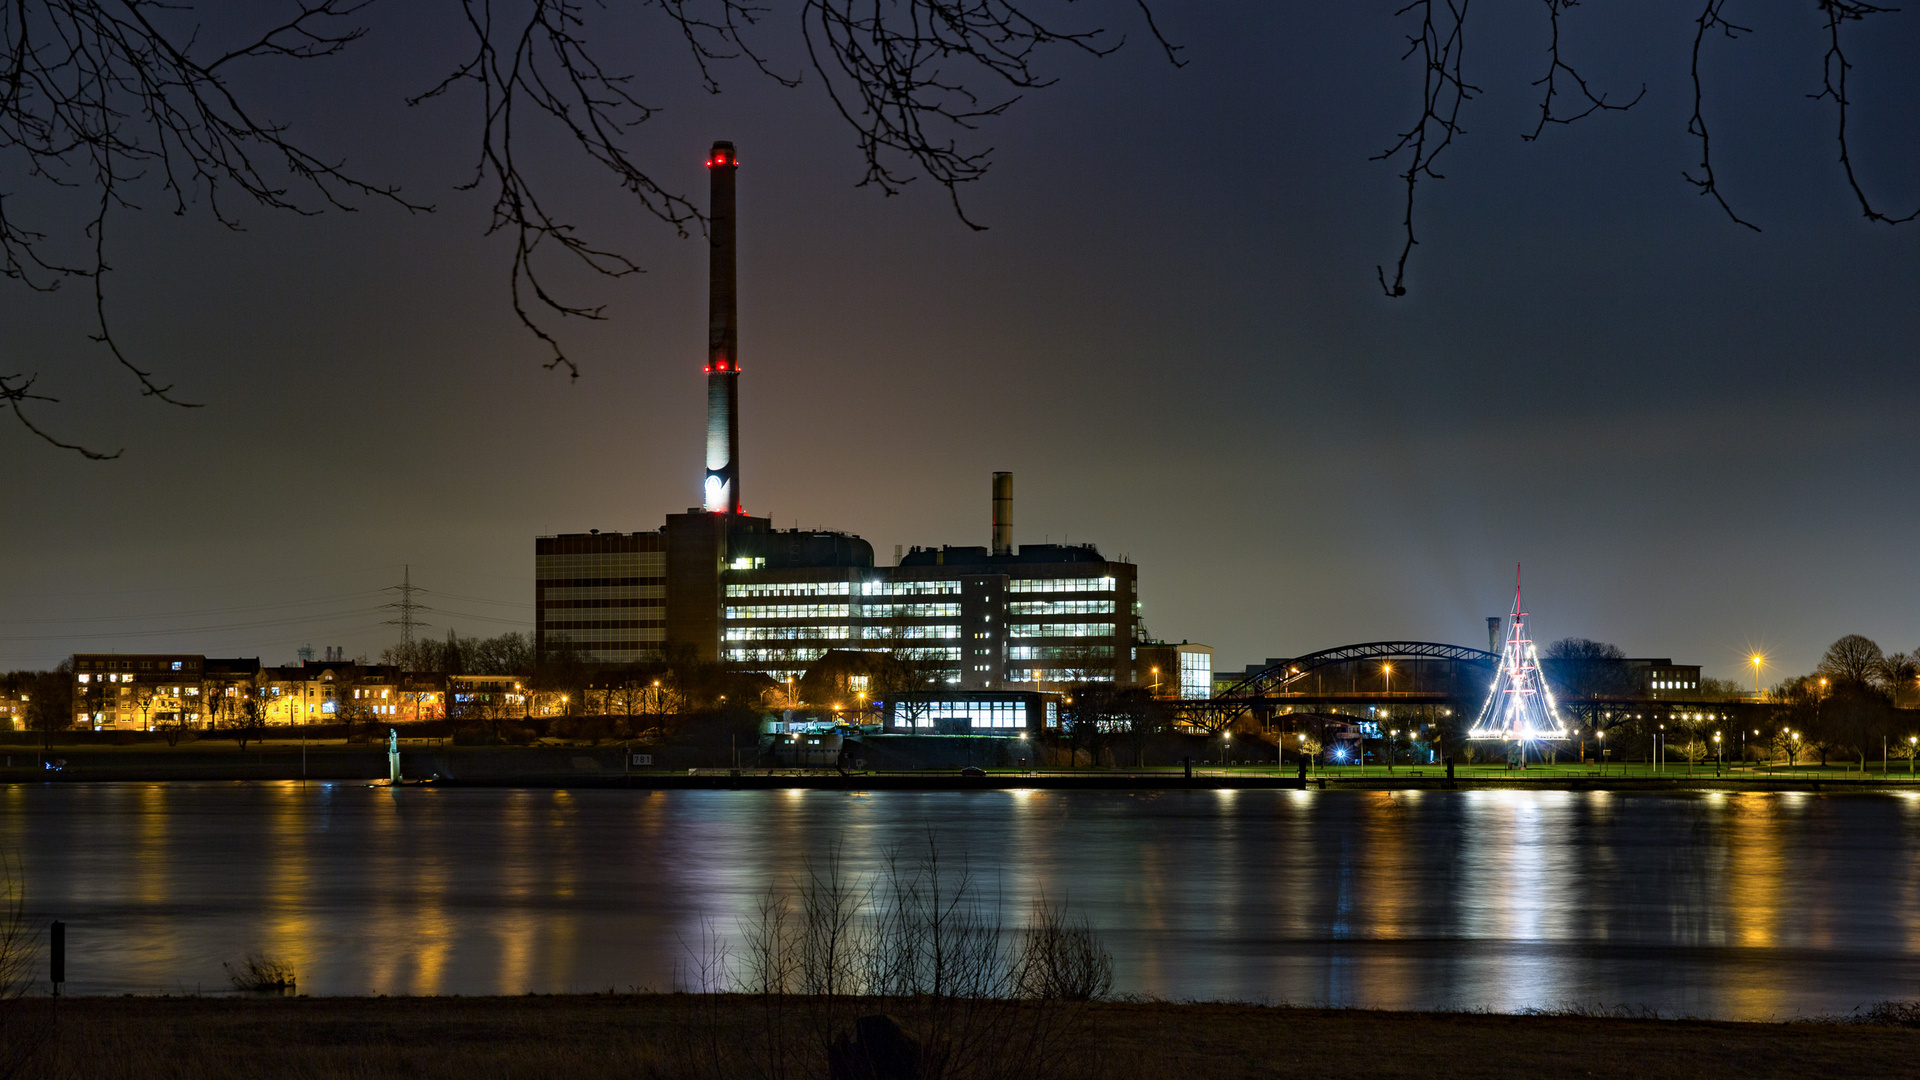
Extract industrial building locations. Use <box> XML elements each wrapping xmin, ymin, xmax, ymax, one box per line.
<box><xmin>535</xmin><ymin>141</ymin><xmax>1147</xmax><ymax>691</ymax></box>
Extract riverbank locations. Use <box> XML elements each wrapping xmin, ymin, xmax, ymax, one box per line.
<box><xmin>15</xmin><ymin>994</ymin><xmax>1919</xmax><ymax>1079</ymax></box>
<box><xmin>3</xmin><ymin>741</ymin><xmax>1919</xmax><ymax>790</ymax></box>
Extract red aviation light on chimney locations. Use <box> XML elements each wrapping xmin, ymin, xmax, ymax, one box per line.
<box><xmin>706</xmin><ymin>148</ymin><xmax>737</xmax><ymax>168</ymax></box>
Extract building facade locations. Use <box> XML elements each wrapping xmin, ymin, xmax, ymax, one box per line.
<box><xmin>534</xmin><ymin>531</ymin><xmax>667</xmax><ymax>666</ymax></box>
<box><xmin>71</xmin><ymin>653</ymin><xmax>249</xmax><ymax>729</ymax></box>
<box><xmin>1134</xmin><ymin>641</ymin><xmax>1214</xmax><ymax>699</ymax></box>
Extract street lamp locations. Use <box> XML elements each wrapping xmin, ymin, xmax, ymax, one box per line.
<box><xmin>1749</xmin><ymin>654</ymin><xmax>1765</xmax><ymax>698</ymax></box>
<box><xmin>1713</xmin><ymin>731</ymin><xmax>1722</xmax><ymax>775</ymax></box>
<box><xmin>1909</xmin><ymin>735</ymin><xmax>1916</xmax><ymax>777</ymax></box>
<box><xmin>1382</xmin><ymin>662</ymin><xmax>1393</xmax><ymax>697</ymax></box>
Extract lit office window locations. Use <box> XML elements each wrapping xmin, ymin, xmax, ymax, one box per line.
<box><xmin>725</xmin><ymin>626</ymin><xmax>852</xmax><ymax>641</ymax></box>
<box><xmin>1008</xmin><ymin>577</ymin><xmax>1117</xmax><ymax>594</ymax></box>
<box><xmin>901</xmin><ymin>698</ymin><xmax>1027</xmax><ymax>730</ymax></box>
<box><xmin>724</xmin><ymin>647</ymin><xmax>831</xmax><ymax>663</ymax></box>
<box><xmin>1012</xmin><ymin>669</ymin><xmax>1114</xmax><ymax>683</ymax></box>
<box><xmin>724</xmin><ymin>604</ymin><xmax>853</xmax><ymax>620</ymax></box>
<box><xmin>1010</xmin><ymin>600</ymin><xmax>1114</xmax><ymax>616</ymax></box>
<box><xmin>859</xmin><ymin>625</ymin><xmax>961</xmax><ymax>640</ymax></box>
<box><xmin>1008</xmin><ymin>623</ymin><xmax>1115</xmax><ymax>638</ymax></box>
<box><xmin>858</xmin><ymin>602</ymin><xmax>962</xmax><ymax>619</ymax></box>
<box><xmin>860</xmin><ymin>581</ymin><xmax>962</xmax><ymax>596</ymax></box>
<box><xmin>726</xmin><ymin>582</ymin><xmax>852</xmax><ymax>598</ymax></box>
<box><xmin>1179</xmin><ymin>651</ymin><xmax>1211</xmax><ymax>699</ymax></box>
<box><xmin>1009</xmin><ymin>645</ymin><xmax>1113</xmax><ymax>661</ymax></box>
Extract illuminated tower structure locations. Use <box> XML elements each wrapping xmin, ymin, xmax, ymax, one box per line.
<box><xmin>1466</xmin><ymin>570</ymin><xmax>1568</xmax><ymax>743</ymax></box>
<box><xmin>703</xmin><ymin>140</ymin><xmax>743</xmax><ymax>515</ymax></box>
<box><xmin>533</xmin><ymin>143</ymin><xmax>1142</xmax><ymax>677</ymax></box>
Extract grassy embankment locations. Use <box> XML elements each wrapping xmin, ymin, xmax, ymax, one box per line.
<box><xmin>15</xmin><ymin>995</ymin><xmax>1920</xmax><ymax>1079</ymax></box>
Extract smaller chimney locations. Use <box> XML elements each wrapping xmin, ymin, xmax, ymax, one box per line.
<box><xmin>991</xmin><ymin>472</ymin><xmax>1013</xmax><ymax>556</ymax></box>
<box><xmin>1487</xmin><ymin>616</ymin><xmax>1502</xmax><ymax>654</ymax></box>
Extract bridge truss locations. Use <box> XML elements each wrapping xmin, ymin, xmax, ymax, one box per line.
<box><xmin>1175</xmin><ymin>641</ymin><xmax>1498</xmax><ymax>733</ymax></box>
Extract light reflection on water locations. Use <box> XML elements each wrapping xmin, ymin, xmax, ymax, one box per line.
<box><xmin>10</xmin><ymin>783</ymin><xmax>1920</xmax><ymax>1017</ymax></box>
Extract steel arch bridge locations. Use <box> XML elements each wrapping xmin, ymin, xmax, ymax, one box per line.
<box><xmin>1176</xmin><ymin>641</ymin><xmax>1498</xmax><ymax>733</ymax></box>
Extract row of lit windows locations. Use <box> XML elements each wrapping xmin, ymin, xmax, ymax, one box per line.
<box><xmin>1008</xmin><ymin>577</ymin><xmax>1116</xmax><ymax>593</ymax></box>
<box><xmin>724</xmin><ymin>648</ymin><xmax>831</xmax><ymax>663</ymax></box>
<box><xmin>1010</xmin><ymin>600</ymin><xmax>1114</xmax><ymax>616</ymax></box>
<box><xmin>725</xmin><ymin>604</ymin><xmax>853</xmax><ymax>620</ymax></box>
<box><xmin>726</xmin><ymin>581</ymin><xmax>852</xmax><ymax>598</ymax></box>
<box><xmin>861</xmin><ymin>625</ymin><xmax>961</xmax><ymax>640</ymax></box>
<box><xmin>1011</xmin><ymin>670</ymin><xmax>1115</xmax><ymax>683</ymax></box>
<box><xmin>80</xmin><ymin>682</ymin><xmax>204</xmax><ymax>696</ymax></box>
<box><xmin>726</xmin><ymin>626</ymin><xmax>852</xmax><ymax>641</ymax></box>
<box><xmin>1009</xmin><ymin>623</ymin><xmax>1115</xmax><ymax>638</ymax></box>
<box><xmin>859</xmin><ymin>580</ymin><xmax>962</xmax><ymax>596</ymax></box>
<box><xmin>887</xmin><ymin>647</ymin><xmax>961</xmax><ymax>661</ymax></box>
<box><xmin>858</xmin><ymin>602</ymin><xmax>962</xmax><ymax>619</ymax></box>
<box><xmin>1009</xmin><ymin>645</ymin><xmax>1114</xmax><ymax>661</ymax></box>
<box><xmin>893</xmin><ymin>700</ymin><xmax>1029</xmax><ymax>730</ymax></box>
<box><xmin>1654</xmin><ymin>680</ymin><xmax>1696</xmax><ymax>690</ymax></box>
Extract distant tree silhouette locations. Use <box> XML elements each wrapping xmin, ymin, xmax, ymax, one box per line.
<box><xmin>1542</xmin><ymin>637</ymin><xmax>1633</xmax><ymax>736</ymax></box>
<box><xmin>1877</xmin><ymin>651</ymin><xmax>1918</xmax><ymax>708</ymax></box>
<box><xmin>1818</xmin><ymin>634</ymin><xmax>1885</xmax><ymax>690</ymax></box>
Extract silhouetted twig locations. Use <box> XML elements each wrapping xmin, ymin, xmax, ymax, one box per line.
<box><xmin>1684</xmin><ymin>0</ymin><xmax>1760</xmax><ymax>230</ymax></box>
<box><xmin>1812</xmin><ymin>0</ymin><xmax>1918</xmax><ymax>224</ymax></box>
<box><xmin>1377</xmin><ymin>0</ymin><xmax>1477</xmax><ymax>298</ymax></box>
<box><xmin>1523</xmin><ymin>0</ymin><xmax>1643</xmax><ymax>143</ymax></box>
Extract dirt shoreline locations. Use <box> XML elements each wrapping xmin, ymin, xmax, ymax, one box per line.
<box><xmin>15</xmin><ymin>994</ymin><xmax>1920</xmax><ymax>1079</ymax></box>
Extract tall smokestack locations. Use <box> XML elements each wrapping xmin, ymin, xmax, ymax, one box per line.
<box><xmin>703</xmin><ymin>140</ymin><xmax>742</xmax><ymax>514</ymax></box>
<box><xmin>991</xmin><ymin>472</ymin><xmax>1013</xmax><ymax>556</ymax></box>
<box><xmin>1487</xmin><ymin>616</ymin><xmax>1502</xmax><ymax>654</ymax></box>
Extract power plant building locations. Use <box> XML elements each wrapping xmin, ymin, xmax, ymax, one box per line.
<box><xmin>534</xmin><ymin>142</ymin><xmax>1142</xmax><ymax>689</ymax></box>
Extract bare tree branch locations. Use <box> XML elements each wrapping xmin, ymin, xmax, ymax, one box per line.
<box><xmin>1684</xmin><ymin>0</ymin><xmax>1760</xmax><ymax>230</ymax></box>
<box><xmin>1376</xmin><ymin>0</ymin><xmax>1477</xmax><ymax>298</ymax></box>
<box><xmin>0</xmin><ymin>372</ymin><xmax>120</xmax><ymax>457</ymax></box>
<box><xmin>1812</xmin><ymin>0</ymin><xmax>1918</xmax><ymax>224</ymax></box>
<box><xmin>799</xmin><ymin>0</ymin><xmax>1177</xmax><ymax>228</ymax></box>
<box><xmin>0</xmin><ymin>0</ymin><xmax>426</xmax><ymax>456</ymax></box>
<box><xmin>1523</xmin><ymin>0</ymin><xmax>1643</xmax><ymax>143</ymax></box>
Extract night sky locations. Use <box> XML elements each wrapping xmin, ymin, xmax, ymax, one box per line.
<box><xmin>4</xmin><ymin>2</ymin><xmax>1918</xmax><ymax>681</ymax></box>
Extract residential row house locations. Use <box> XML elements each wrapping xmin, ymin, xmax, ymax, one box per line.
<box><xmin>71</xmin><ymin>654</ymin><xmax>456</xmax><ymax>730</ymax></box>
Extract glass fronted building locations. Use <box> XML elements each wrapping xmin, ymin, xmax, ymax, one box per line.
<box><xmin>881</xmin><ymin>690</ymin><xmax>1059</xmax><ymax>734</ymax></box>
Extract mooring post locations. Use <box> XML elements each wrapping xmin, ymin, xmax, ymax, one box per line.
<box><xmin>389</xmin><ymin>728</ymin><xmax>401</xmax><ymax>785</ymax></box>
<box><xmin>50</xmin><ymin>920</ymin><xmax>64</xmax><ymax>995</ymax></box>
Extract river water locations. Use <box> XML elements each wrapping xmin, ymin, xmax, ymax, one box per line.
<box><xmin>5</xmin><ymin>782</ymin><xmax>1919</xmax><ymax>1017</ymax></box>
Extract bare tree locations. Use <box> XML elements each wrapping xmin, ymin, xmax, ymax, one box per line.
<box><xmin>1877</xmin><ymin>651</ymin><xmax>1918</xmax><ymax>708</ymax></box>
<box><xmin>1818</xmin><ymin>634</ymin><xmax>1885</xmax><ymax>689</ymax></box>
<box><xmin>0</xmin><ymin>859</ymin><xmax>52</xmax><ymax>1080</ymax></box>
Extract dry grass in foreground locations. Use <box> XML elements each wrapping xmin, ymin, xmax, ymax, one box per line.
<box><xmin>9</xmin><ymin>994</ymin><xmax>1920</xmax><ymax>1080</ymax></box>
